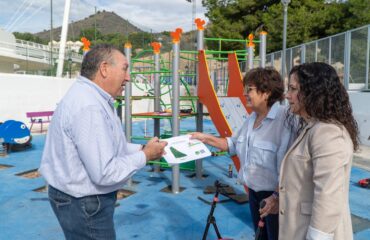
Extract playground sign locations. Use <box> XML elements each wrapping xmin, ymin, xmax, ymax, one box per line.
<box><xmin>163</xmin><ymin>135</ymin><xmax>211</xmax><ymax>165</ymax></box>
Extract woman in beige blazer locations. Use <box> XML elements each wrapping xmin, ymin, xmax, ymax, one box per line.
<box><xmin>280</xmin><ymin>62</ymin><xmax>359</xmax><ymax>240</ymax></box>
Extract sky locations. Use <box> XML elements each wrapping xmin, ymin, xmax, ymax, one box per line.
<box><xmin>0</xmin><ymin>0</ymin><xmax>208</xmax><ymax>34</ymax></box>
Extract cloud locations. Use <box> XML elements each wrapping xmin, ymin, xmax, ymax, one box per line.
<box><xmin>0</xmin><ymin>0</ymin><xmax>207</xmax><ymax>34</ymax></box>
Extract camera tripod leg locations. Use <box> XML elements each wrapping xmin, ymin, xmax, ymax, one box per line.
<box><xmin>202</xmin><ymin>216</ymin><xmax>222</xmax><ymax>240</ymax></box>
<box><xmin>212</xmin><ymin>217</ymin><xmax>222</xmax><ymax>239</ymax></box>
<box><xmin>202</xmin><ymin>221</ymin><xmax>211</xmax><ymax>240</ymax></box>
<box><xmin>202</xmin><ymin>181</ymin><xmax>230</xmax><ymax>240</ymax></box>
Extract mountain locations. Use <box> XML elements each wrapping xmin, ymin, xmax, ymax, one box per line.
<box><xmin>34</xmin><ymin>10</ymin><xmax>143</xmax><ymax>41</ymax></box>
<box><xmin>31</xmin><ymin>10</ymin><xmax>197</xmax><ymax>58</ymax></box>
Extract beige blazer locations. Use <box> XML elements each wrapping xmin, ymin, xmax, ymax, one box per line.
<box><xmin>279</xmin><ymin>121</ymin><xmax>353</xmax><ymax>240</ymax></box>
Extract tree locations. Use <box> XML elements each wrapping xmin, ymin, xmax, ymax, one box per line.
<box><xmin>13</xmin><ymin>32</ymin><xmax>46</xmax><ymax>44</ymax></box>
<box><xmin>128</xmin><ymin>32</ymin><xmax>153</xmax><ymax>49</ymax></box>
<box><xmin>261</xmin><ymin>0</ymin><xmax>347</xmax><ymax>52</ymax></box>
<box><xmin>202</xmin><ymin>0</ymin><xmax>280</xmax><ymax>52</ymax></box>
<box><xmin>201</xmin><ymin>0</ymin><xmax>370</xmax><ymax>53</ymax></box>
<box><xmin>79</xmin><ymin>28</ymin><xmax>103</xmax><ymax>43</ymax></box>
<box><xmin>344</xmin><ymin>0</ymin><xmax>370</xmax><ymax>30</ymax></box>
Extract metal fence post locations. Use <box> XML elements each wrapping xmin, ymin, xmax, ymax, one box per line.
<box><xmin>344</xmin><ymin>31</ymin><xmax>351</xmax><ymax>90</ymax></box>
<box><xmin>366</xmin><ymin>26</ymin><xmax>370</xmax><ymax>89</ymax></box>
<box><xmin>301</xmin><ymin>44</ymin><xmax>306</xmax><ymax>64</ymax></box>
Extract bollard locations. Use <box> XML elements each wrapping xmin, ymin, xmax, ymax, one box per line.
<box><xmin>228</xmin><ymin>164</ymin><xmax>233</xmax><ymax>178</ymax></box>
<box><xmin>0</xmin><ymin>138</ymin><xmax>7</xmax><ymax>157</ymax></box>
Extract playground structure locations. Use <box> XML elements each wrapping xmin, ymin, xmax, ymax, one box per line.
<box><xmin>120</xmin><ymin>18</ymin><xmax>268</xmax><ymax>194</ymax></box>
<box><xmin>1</xmin><ymin>3</ymin><xmax>370</xmax><ymax>236</ymax></box>
<box><xmin>0</xmin><ymin>120</ymin><xmax>32</xmax><ymax>156</ymax></box>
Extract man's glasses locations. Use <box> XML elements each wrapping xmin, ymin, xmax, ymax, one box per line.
<box><xmin>244</xmin><ymin>86</ymin><xmax>257</xmax><ymax>94</ymax></box>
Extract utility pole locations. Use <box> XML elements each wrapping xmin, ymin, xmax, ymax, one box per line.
<box><xmin>50</xmin><ymin>0</ymin><xmax>53</xmax><ymax>76</ymax></box>
<box><xmin>185</xmin><ymin>0</ymin><xmax>196</xmax><ymax>49</ymax></box>
<box><xmin>192</xmin><ymin>0</ymin><xmax>196</xmax><ymax>45</ymax></box>
<box><xmin>94</xmin><ymin>6</ymin><xmax>97</xmax><ymax>41</ymax></box>
<box><xmin>126</xmin><ymin>20</ymin><xmax>129</xmax><ymax>42</ymax></box>
<box><xmin>281</xmin><ymin>0</ymin><xmax>290</xmax><ymax>86</ymax></box>
<box><xmin>56</xmin><ymin>0</ymin><xmax>72</xmax><ymax>77</ymax></box>
<box><xmin>192</xmin><ymin>0</ymin><xmax>197</xmax><ymax>49</ymax></box>
<box><xmin>186</xmin><ymin>0</ymin><xmax>197</xmax><ymax>81</ymax></box>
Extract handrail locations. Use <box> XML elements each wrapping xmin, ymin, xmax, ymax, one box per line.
<box><xmin>0</xmin><ymin>40</ymin><xmax>83</xmax><ymax>63</ymax></box>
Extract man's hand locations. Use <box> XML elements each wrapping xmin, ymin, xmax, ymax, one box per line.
<box><xmin>142</xmin><ymin>137</ymin><xmax>167</xmax><ymax>161</ymax></box>
<box><xmin>259</xmin><ymin>194</ymin><xmax>279</xmax><ymax>218</ymax></box>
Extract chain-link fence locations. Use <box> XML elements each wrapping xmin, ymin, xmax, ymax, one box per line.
<box><xmin>266</xmin><ymin>24</ymin><xmax>370</xmax><ymax>91</ymax></box>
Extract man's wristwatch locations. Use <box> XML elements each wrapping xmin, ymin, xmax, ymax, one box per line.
<box><xmin>272</xmin><ymin>191</ymin><xmax>279</xmax><ymax>200</ymax></box>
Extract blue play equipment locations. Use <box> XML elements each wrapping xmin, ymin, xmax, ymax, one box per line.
<box><xmin>0</xmin><ymin>120</ymin><xmax>32</xmax><ymax>152</ymax></box>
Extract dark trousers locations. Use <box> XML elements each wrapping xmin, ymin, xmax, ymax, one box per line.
<box><xmin>48</xmin><ymin>185</ymin><xmax>117</xmax><ymax>240</ymax></box>
<box><xmin>249</xmin><ymin>188</ymin><xmax>279</xmax><ymax>240</ymax></box>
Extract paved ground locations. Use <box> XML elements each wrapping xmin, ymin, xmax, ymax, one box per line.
<box><xmin>1</xmin><ymin>119</ymin><xmax>370</xmax><ymax>239</ymax></box>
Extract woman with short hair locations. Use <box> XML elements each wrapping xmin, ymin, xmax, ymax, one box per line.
<box><xmin>192</xmin><ymin>67</ymin><xmax>295</xmax><ymax>240</ymax></box>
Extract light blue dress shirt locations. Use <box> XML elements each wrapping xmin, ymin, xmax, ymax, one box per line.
<box><xmin>39</xmin><ymin>76</ymin><xmax>146</xmax><ymax>198</ymax></box>
<box><xmin>227</xmin><ymin>102</ymin><xmax>294</xmax><ymax>192</ymax></box>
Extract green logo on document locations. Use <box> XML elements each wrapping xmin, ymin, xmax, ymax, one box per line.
<box><xmin>170</xmin><ymin>146</ymin><xmax>187</xmax><ymax>158</ymax></box>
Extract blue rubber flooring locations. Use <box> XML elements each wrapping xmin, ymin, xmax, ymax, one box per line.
<box><xmin>0</xmin><ymin>118</ymin><xmax>369</xmax><ymax>240</ymax></box>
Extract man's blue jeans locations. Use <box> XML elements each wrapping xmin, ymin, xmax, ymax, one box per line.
<box><xmin>48</xmin><ymin>185</ymin><xmax>117</xmax><ymax>240</ymax></box>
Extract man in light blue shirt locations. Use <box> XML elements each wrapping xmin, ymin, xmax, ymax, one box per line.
<box><xmin>39</xmin><ymin>44</ymin><xmax>167</xmax><ymax>240</ymax></box>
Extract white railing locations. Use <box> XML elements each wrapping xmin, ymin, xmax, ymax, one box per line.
<box><xmin>0</xmin><ymin>39</ymin><xmax>83</xmax><ymax>64</ymax></box>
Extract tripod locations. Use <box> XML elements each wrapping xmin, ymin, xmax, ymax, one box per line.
<box><xmin>202</xmin><ymin>180</ymin><xmax>232</xmax><ymax>240</ymax></box>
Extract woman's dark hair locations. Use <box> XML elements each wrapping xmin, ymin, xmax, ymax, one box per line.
<box><xmin>80</xmin><ymin>44</ymin><xmax>123</xmax><ymax>80</ymax></box>
<box><xmin>289</xmin><ymin>62</ymin><xmax>359</xmax><ymax>150</ymax></box>
<box><xmin>243</xmin><ymin>67</ymin><xmax>284</xmax><ymax>107</ymax></box>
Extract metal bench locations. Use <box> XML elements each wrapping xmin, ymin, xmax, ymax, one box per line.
<box><xmin>26</xmin><ymin>111</ymin><xmax>54</xmax><ymax>133</ymax></box>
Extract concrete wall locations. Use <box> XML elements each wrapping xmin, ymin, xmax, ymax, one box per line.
<box><xmin>0</xmin><ymin>60</ymin><xmax>14</xmax><ymax>72</ymax></box>
<box><xmin>0</xmin><ymin>73</ymin><xmax>172</xmax><ymax>125</ymax></box>
<box><xmin>0</xmin><ymin>29</ymin><xmax>16</xmax><ymax>73</ymax></box>
<box><xmin>0</xmin><ymin>73</ymin><xmax>74</xmax><ymax>124</ymax></box>
<box><xmin>0</xmin><ymin>28</ymin><xmax>16</xmax><ymax>45</ymax></box>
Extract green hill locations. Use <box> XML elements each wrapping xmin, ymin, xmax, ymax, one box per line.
<box><xmin>34</xmin><ymin>10</ymin><xmax>143</xmax><ymax>41</ymax></box>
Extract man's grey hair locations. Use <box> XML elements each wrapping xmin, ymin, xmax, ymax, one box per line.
<box><xmin>80</xmin><ymin>44</ymin><xmax>124</xmax><ymax>80</ymax></box>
